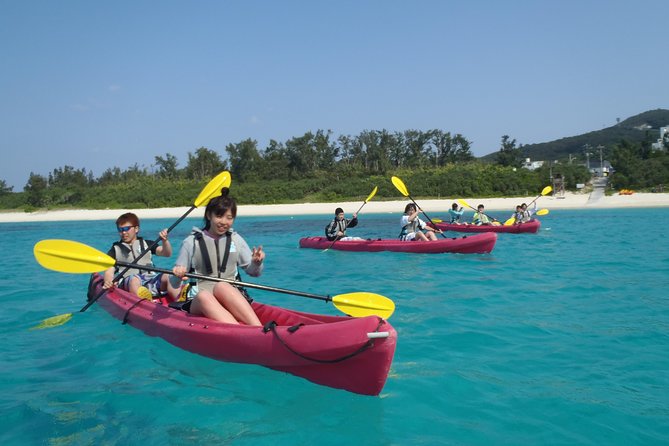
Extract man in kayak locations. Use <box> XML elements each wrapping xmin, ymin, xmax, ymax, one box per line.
<box><xmin>103</xmin><ymin>212</ymin><xmax>173</xmax><ymax>298</ymax></box>
<box><xmin>472</xmin><ymin>204</ymin><xmax>493</xmax><ymax>225</ymax></box>
<box><xmin>325</xmin><ymin>207</ymin><xmax>362</xmax><ymax>241</ymax></box>
<box><xmin>167</xmin><ymin>188</ymin><xmax>263</xmax><ymax>325</ymax></box>
<box><xmin>399</xmin><ymin>203</ymin><xmax>441</xmax><ymax>241</ymax></box>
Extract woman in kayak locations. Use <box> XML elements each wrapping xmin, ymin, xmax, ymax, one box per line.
<box><xmin>448</xmin><ymin>202</ymin><xmax>464</xmax><ymax>224</ymax></box>
<box><xmin>399</xmin><ymin>203</ymin><xmax>441</xmax><ymax>241</ymax></box>
<box><xmin>167</xmin><ymin>188</ymin><xmax>263</xmax><ymax>325</ymax></box>
<box><xmin>103</xmin><ymin>212</ymin><xmax>173</xmax><ymax>298</ymax></box>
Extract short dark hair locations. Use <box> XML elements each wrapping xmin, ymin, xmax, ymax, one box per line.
<box><xmin>116</xmin><ymin>212</ymin><xmax>139</xmax><ymax>227</ymax></box>
<box><xmin>335</xmin><ymin>207</ymin><xmax>344</xmax><ymax>215</ymax></box>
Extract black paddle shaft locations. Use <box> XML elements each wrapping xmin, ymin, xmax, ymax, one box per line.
<box><xmin>110</xmin><ymin>261</ymin><xmax>334</xmax><ymax>303</ymax></box>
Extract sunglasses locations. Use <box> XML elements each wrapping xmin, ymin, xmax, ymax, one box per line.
<box><xmin>117</xmin><ymin>225</ymin><xmax>134</xmax><ymax>233</ymax></box>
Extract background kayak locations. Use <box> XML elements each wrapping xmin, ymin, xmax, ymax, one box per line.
<box><xmin>299</xmin><ymin>232</ymin><xmax>497</xmax><ymax>254</ymax></box>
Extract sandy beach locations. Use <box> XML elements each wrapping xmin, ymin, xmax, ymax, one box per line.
<box><xmin>1</xmin><ymin>191</ymin><xmax>668</xmax><ymax>223</ymax></box>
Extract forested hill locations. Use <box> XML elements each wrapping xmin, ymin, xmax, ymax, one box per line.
<box><xmin>480</xmin><ymin>108</ymin><xmax>669</xmax><ymax>162</ymax></box>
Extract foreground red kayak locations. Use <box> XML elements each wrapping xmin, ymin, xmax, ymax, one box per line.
<box><xmin>430</xmin><ymin>219</ymin><xmax>541</xmax><ymax>234</ymax></box>
<box><xmin>88</xmin><ymin>275</ymin><xmax>396</xmax><ymax>396</ymax></box>
<box><xmin>299</xmin><ymin>232</ymin><xmax>497</xmax><ymax>254</ymax></box>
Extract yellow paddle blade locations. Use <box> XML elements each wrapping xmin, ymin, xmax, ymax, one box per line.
<box><xmin>541</xmin><ymin>185</ymin><xmax>553</xmax><ymax>196</ymax></box>
<box><xmin>366</xmin><ymin>186</ymin><xmax>379</xmax><ymax>202</ymax></box>
<box><xmin>391</xmin><ymin>176</ymin><xmax>409</xmax><ymax>197</ymax></box>
<box><xmin>194</xmin><ymin>170</ymin><xmax>231</xmax><ymax>207</ymax></box>
<box><xmin>30</xmin><ymin>313</ymin><xmax>73</xmax><ymax>330</ymax></box>
<box><xmin>136</xmin><ymin>286</ymin><xmax>153</xmax><ymax>300</ymax></box>
<box><xmin>34</xmin><ymin>239</ymin><xmax>114</xmax><ymax>274</ymax></box>
<box><xmin>504</xmin><ymin>217</ymin><xmax>516</xmax><ymax>226</ymax></box>
<box><xmin>536</xmin><ymin>208</ymin><xmax>549</xmax><ymax>216</ymax></box>
<box><xmin>432</xmin><ymin>218</ymin><xmax>443</xmax><ymax>223</ymax></box>
<box><xmin>332</xmin><ymin>292</ymin><xmax>395</xmax><ymax>319</ymax></box>
<box><xmin>457</xmin><ymin>199</ymin><xmax>473</xmax><ymax>210</ymax></box>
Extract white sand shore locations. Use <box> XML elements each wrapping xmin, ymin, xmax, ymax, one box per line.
<box><xmin>1</xmin><ymin>191</ymin><xmax>668</xmax><ymax>223</ymax></box>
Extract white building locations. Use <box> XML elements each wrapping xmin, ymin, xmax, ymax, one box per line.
<box><xmin>522</xmin><ymin>158</ymin><xmax>544</xmax><ymax>170</ymax></box>
<box><xmin>651</xmin><ymin>126</ymin><xmax>668</xmax><ymax>150</ymax></box>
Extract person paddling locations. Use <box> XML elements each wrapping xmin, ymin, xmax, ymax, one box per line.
<box><xmin>399</xmin><ymin>203</ymin><xmax>441</xmax><ymax>241</ymax></box>
<box><xmin>325</xmin><ymin>207</ymin><xmax>362</xmax><ymax>241</ymax></box>
<box><xmin>472</xmin><ymin>204</ymin><xmax>492</xmax><ymax>226</ymax></box>
<box><xmin>448</xmin><ymin>202</ymin><xmax>464</xmax><ymax>224</ymax></box>
<box><xmin>103</xmin><ymin>212</ymin><xmax>172</xmax><ymax>298</ymax></box>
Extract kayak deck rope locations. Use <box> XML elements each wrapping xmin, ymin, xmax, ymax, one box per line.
<box><xmin>261</xmin><ymin>318</ymin><xmax>385</xmax><ymax>364</ymax></box>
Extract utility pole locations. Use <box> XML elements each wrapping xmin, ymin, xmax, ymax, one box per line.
<box><xmin>597</xmin><ymin>145</ymin><xmax>604</xmax><ymax>177</ymax></box>
<box><xmin>583</xmin><ymin>144</ymin><xmax>591</xmax><ymax>171</ymax></box>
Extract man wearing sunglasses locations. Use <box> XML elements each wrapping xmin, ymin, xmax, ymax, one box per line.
<box><xmin>102</xmin><ymin>212</ymin><xmax>172</xmax><ymax>299</ymax></box>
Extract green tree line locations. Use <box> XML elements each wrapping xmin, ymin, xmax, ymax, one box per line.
<box><xmin>11</xmin><ymin>127</ymin><xmax>665</xmax><ymax>212</ymax></box>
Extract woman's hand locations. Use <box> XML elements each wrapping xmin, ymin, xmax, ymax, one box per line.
<box><xmin>252</xmin><ymin>246</ymin><xmax>265</xmax><ymax>264</ymax></box>
<box><xmin>172</xmin><ymin>265</ymin><xmax>187</xmax><ymax>278</ymax></box>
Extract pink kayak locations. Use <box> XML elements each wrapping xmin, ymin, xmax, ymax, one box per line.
<box><xmin>299</xmin><ymin>232</ymin><xmax>497</xmax><ymax>254</ymax></box>
<box><xmin>88</xmin><ymin>275</ymin><xmax>396</xmax><ymax>396</ymax></box>
<box><xmin>430</xmin><ymin>219</ymin><xmax>541</xmax><ymax>234</ymax></box>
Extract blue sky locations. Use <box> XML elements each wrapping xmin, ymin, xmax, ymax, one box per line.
<box><xmin>1</xmin><ymin>0</ymin><xmax>667</xmax><ymax>189</ymax></box>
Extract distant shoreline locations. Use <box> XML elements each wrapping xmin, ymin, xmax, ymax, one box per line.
<box><xmin>1</xmin><ymin>192</ymin><xmax>668</xmax><ymax>223</ymax></box>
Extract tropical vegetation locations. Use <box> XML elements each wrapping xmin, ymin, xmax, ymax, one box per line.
<box><xmin>1</xmin><ymin>109</ymin><xmax>668</xmax><ymax>211</ymax></box>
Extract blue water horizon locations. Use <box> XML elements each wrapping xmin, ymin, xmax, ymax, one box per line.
<box><xmin>1</xmin><ymin>208</ymin><xmax>667</xmax><ymax>445</ymax></box>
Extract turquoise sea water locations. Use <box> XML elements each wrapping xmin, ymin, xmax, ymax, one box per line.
<box><xmin>1</xmin><ymin>208</ymin><xmax>668</xmax><ymax>445</ymax></box>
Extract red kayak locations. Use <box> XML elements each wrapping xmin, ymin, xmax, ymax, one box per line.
<box><xmin>88</xmin><ymin>275</ymin><xmax>396</xmax><ymax>396</ymax></box>
<box><xmin>299</xmin><ymin>232</ymin><xmax>497</xmax><ymax>254</ymax></box>
<box><xmin>430</xmin><ymin>219</ymin><xmax>541</xmax><ymax>234</ymax></box>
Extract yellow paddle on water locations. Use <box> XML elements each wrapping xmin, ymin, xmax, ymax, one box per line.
<box><xmin>34</xmin><ymin>239</ymin><xmax>395</xmax><ymax>320</ymax></box>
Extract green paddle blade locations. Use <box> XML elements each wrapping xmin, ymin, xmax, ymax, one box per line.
<box><xmin>34</xmin><ymin>239</ymin><xmax>114</xmax><ymax>274</ymax></box>
<box><xmin>332</xmin><ymin>292</ymin><xmax>395</xmax><ymax>319</ymax></box>
<box><xmin>30</xmin><ymin>313</ymin><xmax>73</xmax><ymax>330</ymax></box>
<box><xmin>536</xmin><ymin>208</ymin><xmax>549</xmax><ymax>216</ymax></box>
<box><xmin>194</xmin><ymin>170</ymin><xmax>231</xmax><ymax>207</ymax></box>
<box><xmin>391</xmin><ymin>176</ymin><xmax>409</xmax><ymax>197</ymax></box>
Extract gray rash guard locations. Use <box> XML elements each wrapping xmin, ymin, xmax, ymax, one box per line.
<box><xmin>175</xmin><ymin>227</ymin><xmax>263</xmax><ymax>293</ymax></box>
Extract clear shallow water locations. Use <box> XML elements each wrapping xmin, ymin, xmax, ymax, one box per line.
<box><xmin>1</xmin><ymin>208</ymin><xmax>668</xmax><ymax>445</ymax></box>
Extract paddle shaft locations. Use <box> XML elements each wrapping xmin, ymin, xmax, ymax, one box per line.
<box><xmin>112</xmin><ymin>261</ymin><xmax>334</xmax><ymax>303</ymax></box>
<box><xmin>79</xmin><ymin>205</ymin><xmax>198</xmax><ymax>313</ymax></box>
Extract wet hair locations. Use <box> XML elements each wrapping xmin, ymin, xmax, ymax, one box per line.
<box><xmin>335</xmin><ymin>207</ymin><xmax>344</xmax><ymax>215</ymax></box>
<box><xmin>116</xmin><ymin>212</ymin><xmax>139</xmax><ymax>227</ymax></box>
<box><xmin>451</xmin><ymin>203</ymin><xmax>459</xmax><ymax>210</ymax></box>
<box><xmin>203</xmin><ymin>187</ymin><xmax>237</xmax><ymax>230</ymax></box>
<box><xmin>404</xmin><ymin>203</ymin><xmax>417</xmax><ymax>213</ymax></box>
